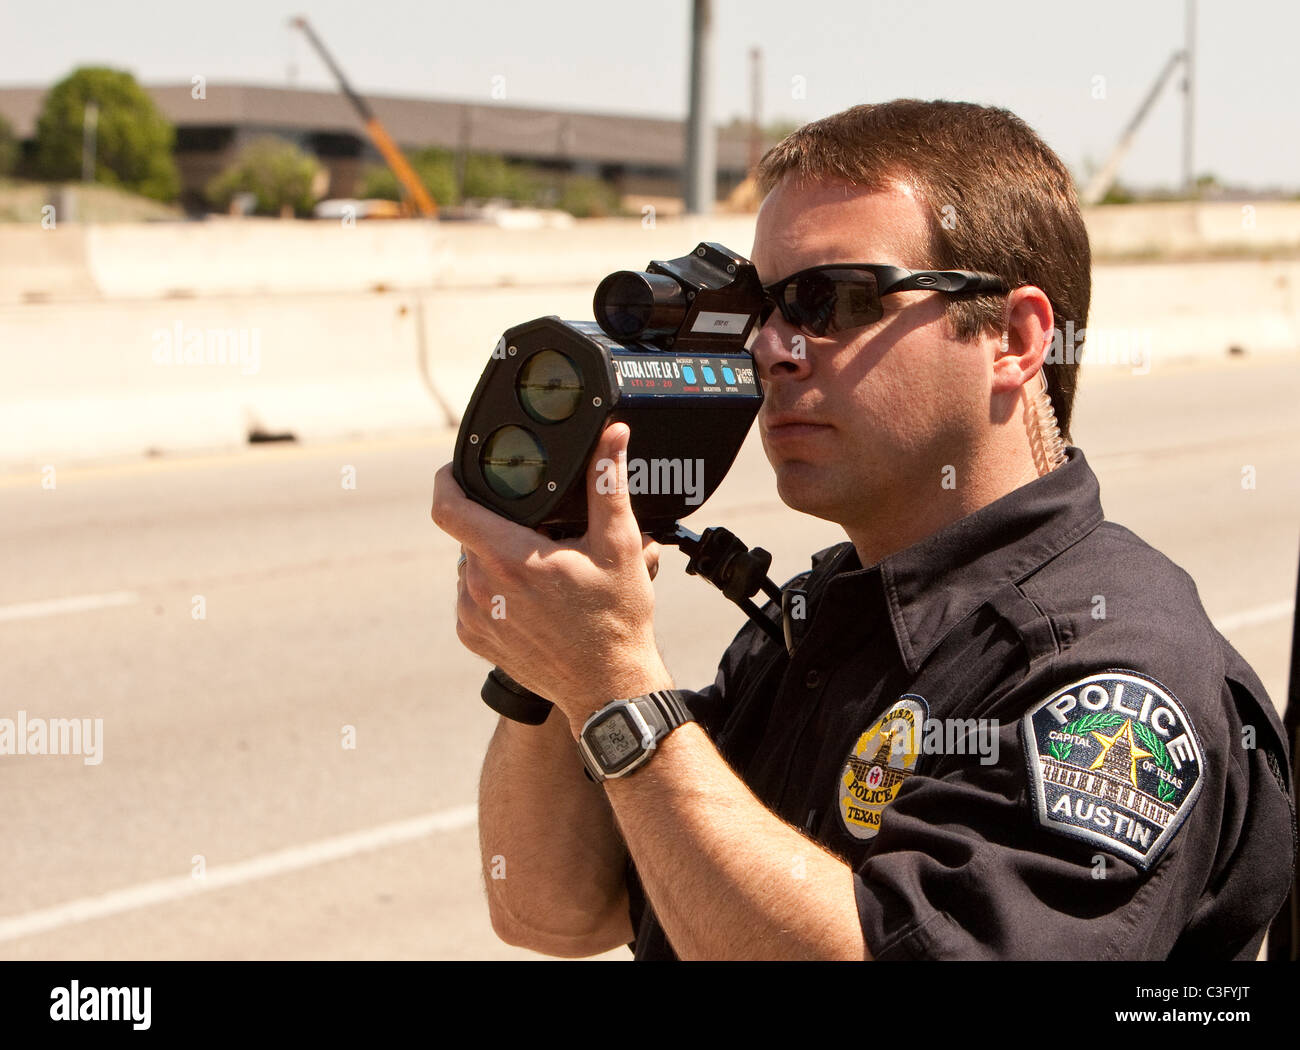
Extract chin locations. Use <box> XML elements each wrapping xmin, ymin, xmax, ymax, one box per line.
<box><xmin>772</xmin><ymin>463</ymin><xmax>848</xmax><ymax>522</ymax></box>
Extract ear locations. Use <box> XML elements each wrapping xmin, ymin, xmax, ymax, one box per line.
<box><xmin>993</xmin><ymin>286</ymin><xmax>1054</xmax><ymax>394</ymax></box>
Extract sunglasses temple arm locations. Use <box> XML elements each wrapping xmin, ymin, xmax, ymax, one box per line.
<box><xmin>881</xmin><ymin>271</ymin><xmax>1008</xmax><ymax>295</ymax></box>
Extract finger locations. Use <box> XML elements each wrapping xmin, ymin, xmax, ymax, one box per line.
<box><xmin>642</xmin><ymin>535</ymin><xmax>661</xmax><ymax>581</ymax></box>
<box><xmin>584</xmin><ymin>423</ymin><xmax>642</xmax><ymax>562</ymax></box>
<box><xmin>431</xmin><ymin>463</ymin><xmax>556</xmax><ymax>565</ymax></box>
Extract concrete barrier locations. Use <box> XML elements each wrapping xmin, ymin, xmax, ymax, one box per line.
<box><xmin>7</xmin><ymin>202</ymin><xmax>1300</xmax><ymax>307</ymax></box>
<box><xmin>1</xmin><ymin>218</ymin><xmax>1297</xmax><ymax>468</ymax></box>
<box><xmin>0</xmin><ymin>285</ymin><xmax>597</xmax><ymax>466</ymax></box>
<box><xmin>1084</xmin><ymin>201</ymin><xmax>1300</xmax><ymax>259</ymax></box>
<box><xmin>1087</xmin><ymin>260</ymin><xmax>1300</xmax><ymax>375</ymax></box>
<box><xmin>75</xmin><ymin>216</ymin><xmax>759</xmax><ymax>300</ymax></box>
<box><xmin>0</xmin><ymin>226</ymin><xmax>99</xmax><ymax>304</ymax></box>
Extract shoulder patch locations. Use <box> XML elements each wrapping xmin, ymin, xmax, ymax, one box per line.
<box><xmin>1021</xmin><ymin>670</ymin><xmax>1205</xmax><ymax>870</ymax></box>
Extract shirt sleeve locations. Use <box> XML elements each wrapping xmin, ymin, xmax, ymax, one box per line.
<box><xmin>624</xmin><ymin>584</ymin><xmax>792</xmax><ymax>957</ymax></box>
<box><xmin>851</xmin><ymin>653</ymin><xmax>1293</xmax><ymax>960</ymax></box>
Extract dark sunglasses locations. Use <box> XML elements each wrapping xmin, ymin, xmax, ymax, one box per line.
<box><xmin>760</xmin><ymin>264</ymin><xmax>1009</xmax><ymax>337</ymax></box>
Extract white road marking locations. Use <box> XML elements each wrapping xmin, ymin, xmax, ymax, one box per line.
<box><xmin>0</xmin><ymin>591</ymin><xmax>138</xmax><ymax>623</ymax></box>
<box><xmin>1213</xmin><ymin>600</ymin><xmax>1295</xmax><ymax>634</ymax></box>
<box><xmin>0</xmin><ymin>804</ymin><xmax>477</xmax><ymax>943</ymax></box>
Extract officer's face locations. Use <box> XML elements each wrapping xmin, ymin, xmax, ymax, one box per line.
<box><xmin>749</xmin><ymin>176</ymin><xmax>995</xmax><ymax>536</ymax></box>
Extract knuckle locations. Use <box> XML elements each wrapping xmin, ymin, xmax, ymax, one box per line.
<box><xmin>430</xmin><ymin>465</ymin><xmax>457</xmax><ymax>528</ymax></box>
<box><xmin>454</xmin><ymin>615</ymin><xmax>482</xmax><ymax>654</ymax></box>
<box><xmin>464</xmin><ymin>564</ymin><xmax>493</xmax><ymax>606</ymax></box>
<box><xmin>430</xmin><ymin>494</ymin><xmax>449</xmax><ymax>530</ymax></box>
<box><xmin>525</xmin><ymin>548</ymin><xmax>562</xmax><ymax>581</ymax></box>
<box><xmin>456</xmin><ymin>589</ymin><xmax>478</xmax><ymax>629</ymax></box>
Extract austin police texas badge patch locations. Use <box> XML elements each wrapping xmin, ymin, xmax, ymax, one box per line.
<box><xmin>839</xmin><ymin>695</ymin><xmax>928</xmax><ymax>841</ymax></box>
<box><xmin>1022</xmin><ymin>670</ymin><xmax>1204</xmax><ymax>870</ymax></box>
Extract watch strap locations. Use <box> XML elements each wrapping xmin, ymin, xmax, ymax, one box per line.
<box><xmin>631</xmin><ymin>690</ymin><xmax>695</xmax><ymax>738</ymax></box>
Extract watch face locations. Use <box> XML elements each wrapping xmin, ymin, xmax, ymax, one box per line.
<box><xmin>589</xmin><ymin>710</ymin><xmax>643</xmax><ymax>771</ymax></box>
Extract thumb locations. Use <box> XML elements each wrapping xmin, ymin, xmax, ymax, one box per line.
<box><xmin>586</xmin><ymin>422</ymin><xmax>641</xmax><ymax>560</ymax></box>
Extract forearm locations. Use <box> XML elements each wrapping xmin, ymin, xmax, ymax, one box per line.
<box><xmin>478</xmin><ymin>711</ymin><xmax>632</xmax><ymax>956</ymax></box>
<box><xmin>603</xmin><ymin>722</ymin><xmax>869</xmax><ymax>961</ymax></box>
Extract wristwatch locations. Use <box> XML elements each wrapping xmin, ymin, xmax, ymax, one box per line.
<box><xmin>578</xmin><ymin>690</ymin><xmax>695</xmax><ymax>782</ymax></box>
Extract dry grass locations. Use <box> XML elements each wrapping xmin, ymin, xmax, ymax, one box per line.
<box><xmin>0</xmin><ymin>178</ymin><xmax>183</xmax><ymax>223</ymax></box>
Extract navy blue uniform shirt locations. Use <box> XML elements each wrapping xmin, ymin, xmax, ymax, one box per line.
<box><xmin>626</xmin><ymin>447</ymin><xmax>1297</xmax><ymax>959</ymax></box>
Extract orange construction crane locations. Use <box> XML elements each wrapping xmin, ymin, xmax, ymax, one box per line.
<box><xmin>290</xmin><ymin>16</ymin><xmax>437</xmax><ymax>218</ymax></box>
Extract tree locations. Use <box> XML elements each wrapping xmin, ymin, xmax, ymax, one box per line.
<box><xmin>0</xmin><ymin>114</ymin><xmax>18</xmax><ymax>177</ymax></box>
<box><xmin>359</xmin><ymin>148</ymin><xmax>541</xmax><ymax>207</ymax></box>
<box><xmin>462</xmin><ymin>153</ymin><xmax>538</xmax><ymax>202</ymax></box>
<box><xmin>358</xmin><ymin>146</ymin><xmax>459</xmax><ymax>206</ymax></box>
<box><xmin>1098</xmin><ymin>180</ymin><xmax>1137</xmax><ymax>205</ymax></box>
<box><xmin>555</xmin><ymin>175</ymin><xmax>624</xmax><ymax>218</ymax></box>
<box><xmin>206</xmin><ymin>137</ymin><xmax>324</xmax><ymax>217</ymax></box>
<box><xmin>34</xmin><ymin>66</ymin><xmax>179</xmax><ymax>200</ymax></box>
<box><xmin>763</xmin><ymin>119</ymin><xmax>801</xmax><ymax>141</ymax></box>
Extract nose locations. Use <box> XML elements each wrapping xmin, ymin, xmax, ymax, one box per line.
<box><xmin>750</xmin><ymin>312</ymin><xmax>813</xmax><ymax>383</ymax></box>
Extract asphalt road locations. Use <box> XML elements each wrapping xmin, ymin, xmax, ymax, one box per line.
<box><xmin>1</xmin><ymin>353</ymin><xmax>1296</xmax><ymax>960</ymax></box>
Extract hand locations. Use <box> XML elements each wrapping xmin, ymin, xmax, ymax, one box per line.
<box><xmin>432</xmin><ymin>423</ymin><xmax>672</xmax><ymax>732</ymax></box>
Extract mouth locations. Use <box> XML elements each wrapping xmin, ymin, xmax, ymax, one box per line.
<box><xmin>761</xmin><ymin>412</ymin><xmax>834</xmax><ymax>443</ymax></box>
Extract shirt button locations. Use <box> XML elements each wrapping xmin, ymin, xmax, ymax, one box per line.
<box><xmin>805</xmin><ymin>669</ymin><xmax>821</xmax><ymax>689</ymax></box>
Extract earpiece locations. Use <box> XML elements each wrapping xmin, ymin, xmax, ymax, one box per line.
<box><xmin>1030</xmin><ymin>370</ymin><xmax>1067</xmax><ymax>474</ymax></box>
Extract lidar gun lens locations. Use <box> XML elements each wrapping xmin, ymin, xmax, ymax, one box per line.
<box><xmin>481</xmin><ymin>426</ymin><xmax>547</xmax><ymax>500</ymax></box>
<box><xmin>594</xmin><ymin>271</ymin><xmax>688</xmax><ymax>341</ymax></box>
<box><xmin>517</xmin><ymin>349</ymin><xmax>583</xmax><ymax>423</ymax></box>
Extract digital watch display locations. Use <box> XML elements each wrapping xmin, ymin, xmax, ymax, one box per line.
<box><xmin>578</xmin><ymin>692</ymin><xmax>696</xmax><ymax>782</ymax></box>
<box><xmin>583</xmin><ymin>705</ymin><xmax>656</xmax><ymax>777</ymax></box>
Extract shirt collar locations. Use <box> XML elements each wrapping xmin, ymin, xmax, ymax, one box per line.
<box><xmin>820</xmin><ymin>447</ymin><xmax>1105</xmax><ymax>674</ymax></box>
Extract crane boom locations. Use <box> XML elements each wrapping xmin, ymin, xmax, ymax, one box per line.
<box><xmin>1081</xmin><ymin>51</ymin><xmax>1187</xmax><ymax>206</ymax></box>
<box><xmin>290</xmin><ymin>16</ymin><xmax>437</xmax><ymax>217</ymax></box>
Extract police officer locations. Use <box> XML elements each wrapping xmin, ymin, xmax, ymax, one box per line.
<box><xmin>432</xmin><ymin>100</ymin><xmax>1296</xmax><ymax>960</ymax></box>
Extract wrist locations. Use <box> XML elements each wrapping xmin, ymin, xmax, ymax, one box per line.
<box><xmin>564</xmin><ymin>661</ymin><xmax>674</xmax><ymax>738</ymax></box>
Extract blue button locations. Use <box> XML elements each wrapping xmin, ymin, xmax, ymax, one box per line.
<box><xmin>682</xmin><ymin>365</ymin><xmax>697</xmax><ymax>384</ymax></box>
<box><xmin>702</xmin><ymin>366</ymin><xmax>717</xmax><ymax>384</ymax></box>
<box><xmin>722</xmin><ymin>366</ymin><xmax>736</xmax><ymax>384</ymax></box>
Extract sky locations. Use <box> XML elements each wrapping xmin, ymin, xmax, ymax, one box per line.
<box><xmin>2</xmin><ymin>0</ymin><xmax>1297</xmax><ymax>191</ymax></box>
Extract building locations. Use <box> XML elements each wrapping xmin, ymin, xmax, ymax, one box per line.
<box><xmin>0</xmin><ymin>82</ymin><xmax>768</xmax><ymax>212</ymax></box>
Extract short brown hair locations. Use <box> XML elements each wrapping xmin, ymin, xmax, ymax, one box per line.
<box><xmin>756</xmin><ymin>100</ymin><xmax>1090</xmax><ymax>438</ymax></box>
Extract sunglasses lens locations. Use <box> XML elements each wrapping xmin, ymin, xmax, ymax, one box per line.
<box><xmin>777</xmin><ymin>269</ymin><xmax>881</xmax><ymax>336</ymax></box>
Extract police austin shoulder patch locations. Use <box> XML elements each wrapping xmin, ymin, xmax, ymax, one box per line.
<box><xmin>1021</xmin><ymin>670</ymin><xmax>1205</xmax><ymax>870</ymax></box>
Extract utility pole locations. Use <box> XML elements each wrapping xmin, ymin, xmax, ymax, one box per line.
<box><xmin>81</xmin><ymin>100</ymin><xmax>98</xmax><ymax>183</ymax></box>
<box><xmin>684</xmin><ymin>0</ymin><xmax>715</xmax><ymax>215</ymax></box>
<box><xmin>1183</xmin><ymin>0</ymin><xmax>1196</xmax><ymax>194</ymax></box>
<box><xmin>456</xmin><ymin>105</ymin><xmax>473</xmax><ymax>203</ymax></box>
<box><xmin>748</xmin><ymin>47</ymin><xmax>763</xmax><ymax>174</ymax></box>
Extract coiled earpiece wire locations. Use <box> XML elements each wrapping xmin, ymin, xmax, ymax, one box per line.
<box><xmin>1031</xmin><ymin>368</ymin><xmax>1068</xmax><ymax>474</ymax></box>
<box><xmin>1002</xmin><ymin>325</ymin><xmax>1068</xmax><ymax>475</ymax></box>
